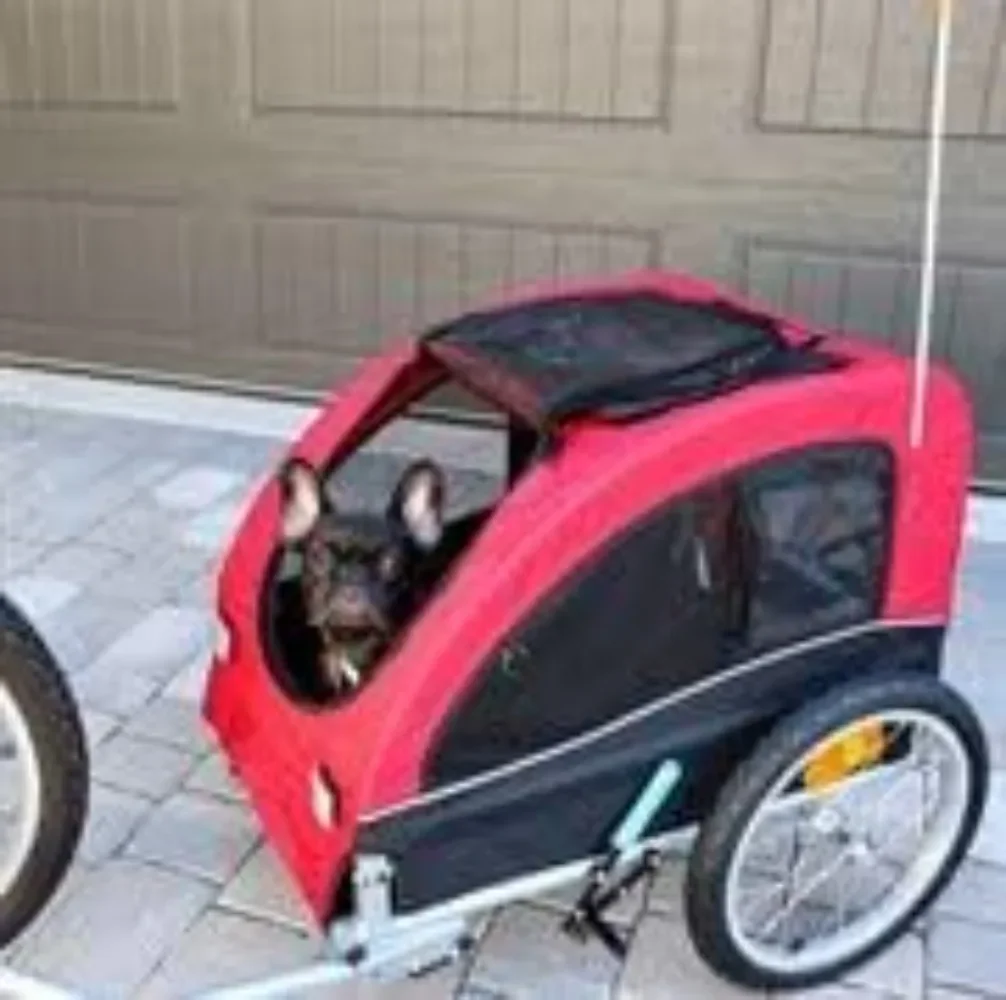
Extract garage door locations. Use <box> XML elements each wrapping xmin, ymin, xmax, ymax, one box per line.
<box><xmin>1</xmin><ymin>0</ymin><xmax>1005</xmax><ymax>477</ymax></box>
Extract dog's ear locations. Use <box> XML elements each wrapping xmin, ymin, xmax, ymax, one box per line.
<box><xmin>279</xmin><ymin>459</ymin><xmax>327</xmax><ymax>543</ymax></box>
<box><xmin>388</xmin><ymin>460</ymin><xmax>445</xmax><ymax>551</ymax></box>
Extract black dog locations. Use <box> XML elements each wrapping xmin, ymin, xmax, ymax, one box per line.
<box><xmin>278</xmin><ymin>458</ymin><xmax>446</xmax><ymax>695</ymax></box>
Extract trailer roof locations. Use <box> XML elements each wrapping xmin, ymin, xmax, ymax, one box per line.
<box><xmin>423</xmin><ymin>290</ymin><xmax>830</xmax><ymax>431</ymax></box>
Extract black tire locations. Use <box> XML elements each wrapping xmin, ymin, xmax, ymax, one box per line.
<box><xmin>0</xmin><ymin>596</ymin><xmax>88</xmax><ymax>946</ymax></box>
<box><xmin>685</xmin><ymin>672</ymin><xmax>988</xmax><ymax>991</ymax></box>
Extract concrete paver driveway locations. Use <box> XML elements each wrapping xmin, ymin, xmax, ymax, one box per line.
<box><xmin>0</xmin><ymin>389</ymin><xmax>1004</xmax><ymax>999</ymax></box>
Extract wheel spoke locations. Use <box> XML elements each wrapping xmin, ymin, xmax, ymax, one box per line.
<box><xmin>859</xmin><ymin>756</ymin><xmax>924</xmax><ymax>837</ymax></box>
<box><xmin>760</xmin><ymin>845</ymin><xmax>852</xmax><ymax>939</ymax></box>
<box><xmin>833</xmin><ymin>852</ymin><xmax>849</xmax><ymax>936</ymax></box>
<box><xmin>739</xmin><ymin>877</ymin><xmax>788</xmax><ymax>930</ymax></box>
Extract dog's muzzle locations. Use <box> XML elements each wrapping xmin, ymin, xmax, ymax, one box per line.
<box><xmin>312</xmin><ymin>588</ymin><xmax>389</xmax><ymax>636</ymax></box>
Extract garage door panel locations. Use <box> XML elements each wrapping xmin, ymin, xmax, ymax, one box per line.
<box><xmin>785</xmin><ymin>255</ymin><xmax>850</xmax><ymax>331</ymax></box>
<box><xmin>614</xmin><ymin>0</ymin><xmax>670</xmax><ymax>119</ymax></box>
<box><xmin>948</xmin><ymin>268</ymin><xmax>1006</xmax><ymax>430</ymax></box>
<box><xmin>253</xmin><ymin>0</ymin><xmax>336</xmax><ymax>114</ymax></box>
<box><xmin>743</xmin><ymin>242</ymin><xmax>793</xmax><ymax>317</ymax></box>
<box><xmin>986</xmin><ymin>28</ymin><xmax>1006</xmax><ymax>135</ymax></box>
<box><xmin>739</xmin><ymin>240</ymin><xmax>1006</xmax><ymax>479</ymax></box>
<box><xmin>189</xmin><ymin>216</ymin><xmax>256</xmax><ymax>345</ymax></box>
<box><xmin>420</xmin><ymin>0</ymin><xmax>467</xmax><ymax>112</ymax></box>
<box><xmin>256</xmin><ymin>211</ymin><xmax>655</xmax><ymax>352</ymax></box>
<box><xmin>91</xmin><ymin>0</ymin><xmax>136</xmax><ymax>105</ymax></box>
<box><xmin>32</xmin><ymin>213</ymin><xmax>646</xmax><ymax>384</ymax></box>
<box><xmin>742</xmin><ymin>243</ymin><xmax>916</xmax><ymax>344</ymax></box>
<box><xmin>859</xmin><ymin>0</ymin><xmax>932</xmax><ymax>133</ymax></box>
<box><xmin>0</xmin><ymin>0</ymin><xmax>33</xmax><ymax>103</ymax></box>
<box><xmin>945</xmin><ymin>0</ymin><xmax>1003</xmax><ymax>135</ymax></box>
<box><xmin>374</xmin><ymin>219</ymin><xmax>421</xmax><ymax>335</ymax></box>
<box><xmin>0</xmin><ymin>201</ymin><xmax>80</xmax><ymax>323</ymax></box>
<box><xmin>809</xmin><ymin>0</ymin><xmax>878</xmax><ymax>131</ymax></box>
<box><xmin>754</xmin><ymin>0</ymin><xmax>817</xmax><ymax>129</ymax></box>
<box><xmin>258</xmin><ymin>217</ymin><xmax>337</xmax><ymax>351</ymax></box>
<box><xmin>332</xmin><ymin>218</ymin><xmax>383</xmax><ymax>345</ymax></box>
<box><xmin>329</xmin><ymin>0</ymin><xmax>380</xmax><ymax>109</ymax></box>
<box><xmin>376</xmin><ymin>0</ymin><xmax>425</xmax><ymax>112</ymax></box>
<box><xmin>514</xmin><ymin>0</ymin><xmax>565</xmax><ymax>116</ymax></box>
<box><xmin>759</xmin><ymin>0</ymin><xmax>1005</xmax><ymax>138</ymax></box>
<box><xmin>415</xmin><ymin>222</ymin><xmax>465</xmax><ymax>327</ymax></box>
<box><xmin>760</xmin><ymin>0</ymin><xmax>931</xmax><ymax>133</ymax></box>
<box><xmin>508</xmin><ymin>229</ymin><xmax>562</xmax><ymax>288</ymax></box>
<box><xmin>81</xmin><ymin>203</ymin><xmax>191</xmax><ymax>336</ymax></box>
<box><xmin>100</xmin><ymin>0</ymin><xmax>154</xmax><ymax>107</ymax></box>
<box><xmin>32</xmin><ymin>0</ymin><xmax>73</xmax><ymax>104</ymax></box>
<box><xmin>3</xmin><ymin>0</ymin><xmax>1006</xmax><ymax>477</ymax></box>
<box><xmin>0</xmin><ymin>196</ymin><xmax>191</xmax><ymax>340</ymax></box>
<box><xmin>835</xmin><ymin>258</ymin><xmax>907</xmax><ymax>346</ymax></box>
<box><xmin>253</xmin><ymin>0</ymin><xmax>669</xmax><ymax>122</ymax></box>
<box><xmin>741</xmin><ymin>238</ymin><xmax>1006</xmax><ymax>443</ymax></box>
<box><xmin>458</xmin><ymin>227</ymin><xmax>513</xmax><ymax>308</ymax></box>
<box><xmin>744</xmin><ymin>241</ymin><xmax>927</xmax><ymax>351</ymax></box>
<box><xmin>565</xmin><ymin>0</ymin><xmax>622</xmax><ymax>120</ymax></box>
<box><xmin>0</xmin><ymin>0</ymin><xmax>179</xmax><ymax>111</ymax></box>
<box><xmin>607</xmin><ymin>232</ymin><xmax>656</xmax><ymax>273</ymax></box>
<box><xmin>63</xmin><ymin>0</ymin><xmax>104</xmax><ymax>106</ymax></box>
<box><xmin>461</xmin><ymin>0</ymin><xmax>519</xmax><ymax>116</ymax></box>
<box><xmin>552</xmin><ymin>232</ymin><xmax>608</xmax><ymax>281</ymax></box>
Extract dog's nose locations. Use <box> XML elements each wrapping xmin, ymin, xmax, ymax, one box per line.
<box><xmin>334</xmin><ymin>587</ymin><xmax>368</xmax><ymax>615</ymax></box>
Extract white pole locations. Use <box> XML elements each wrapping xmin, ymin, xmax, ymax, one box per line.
<box><xmin>910</xmin><ymin>0</ymin><xmax>955</xmax><ymax>447</ymax></box>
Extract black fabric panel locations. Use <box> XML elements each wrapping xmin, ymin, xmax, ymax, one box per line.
<box><xmin>426</xmin><ymin>494</ymin><xmax>724</xmax><ymax>786</ymax></box>
<box><xmin>364</xmin><ymin>761</ymin><xmax>655</xmax><ymax>916</ymax></box>
<box><xmin>425</xmin><ymin>292</ymin><xmax>832</xmax><ymax>427</ymax></box>
<box><xmin>356</xmin><ymin>625</ymin><xmax>943</xmax><ymax>917</ymax></box>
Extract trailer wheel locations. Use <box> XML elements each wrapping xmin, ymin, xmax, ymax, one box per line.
<box><xmin>0</xmin><ymin>598</ymin><xmax>88</xmax><ymax>945</ymax></box>
<box><xmin>685</xmin><ymin>673</ymin><xmax>987</xmax><ymax>991</ymax></box>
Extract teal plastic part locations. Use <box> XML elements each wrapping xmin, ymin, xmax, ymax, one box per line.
<box><xmin>611</xmin><ymin>759</ymin><xmax>682</xmax><ymax>853</ymax></box>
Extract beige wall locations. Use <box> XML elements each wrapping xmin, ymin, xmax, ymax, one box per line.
<box><xmin>1</xmin><ymin>0</ymin><xmax>1005</xmax><ymax>474</ymax></box>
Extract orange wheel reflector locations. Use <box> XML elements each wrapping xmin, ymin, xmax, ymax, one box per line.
<box><xmin>803</xmin><ymin>719</ymin><xmax>887</xmax><ymax>792</ymax></box>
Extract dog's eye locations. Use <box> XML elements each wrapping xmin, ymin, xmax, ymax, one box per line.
<box><xmin>378</xmin><ymin>551</ymin><xmax>402</xmax><ymax>580</ymax></box>
<box><xmin>306</xmin><ymin>541</ymin><xmax>332</xmax><ymax>574</ymax></box>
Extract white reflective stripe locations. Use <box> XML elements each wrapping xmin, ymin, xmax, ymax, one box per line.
<box><xmin>361</xmin><ymin>618</ymin><xmax>944</xmax><ymax>825</ymax></box>
<box><xmin>695</xmin><ymin>538</ymin><xmax>711</xmax><ymax>591</ymax></box>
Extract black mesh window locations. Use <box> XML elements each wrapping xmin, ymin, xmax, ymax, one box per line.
<box><xmin>740</xmin><ymin>444</ymin><xmax>892</xmax><ymax>652</ymax></box>
<box><xmin>424</xmin><ymin>292</ymin><xmax>832</xmax><ymax>427</ymax></box>
<box><xmin>427</xmin><ymin>495</ymin><xmax>729</xmax><ymax>787</ymax></box>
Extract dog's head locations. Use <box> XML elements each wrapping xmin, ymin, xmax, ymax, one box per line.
<box><xmin>278</xmin><ymin>458</ymin><xmax>446</xmax><ymax>688</ymax></box>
